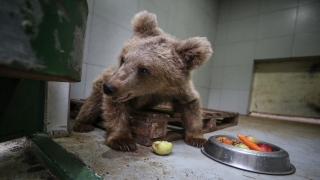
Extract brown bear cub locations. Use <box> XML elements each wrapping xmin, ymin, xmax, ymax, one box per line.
<box><xmin>73</xmin><ymin>11</ymin><xmax>213</xmax><ymax>152</ymax></box>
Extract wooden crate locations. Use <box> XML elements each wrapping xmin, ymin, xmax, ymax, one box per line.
<box><xmin>69</xmin><ymin>99</ymin><xmax>239</xmax><ymax>146</ymax></box>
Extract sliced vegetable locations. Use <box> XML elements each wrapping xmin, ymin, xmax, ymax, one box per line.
<box><xmin>237</xmin><ymin>134</ymin><xmax>266</xmax><ymax>152</ymax></box>
<box><xmin>235</xmin><ymin>143</ymin><xmax>250</xmax><ymax>149</ymax></box>
<box><xmin>222</xmin><ymin>137</ymin><xmax>233</xmax><ymax>145</ymax></box>
<box><xmin>245</xmin><ymin>135</ymin><xmax>258</xmax><ymax>144</ymax></box>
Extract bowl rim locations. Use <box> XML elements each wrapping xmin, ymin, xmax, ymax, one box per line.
<box><xmin>208</xmin><ymin>135</ymin><xmax>284</xmax><ymax>155</ymax></box>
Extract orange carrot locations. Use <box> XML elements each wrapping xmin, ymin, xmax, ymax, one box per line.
<box><xmin>216</xmin><ymin>137</ymin><xmax>223</xmax><ymax>142</ymax></box>
<box><xmin>237</xmin><ymin>134</ymin><xmax>266</xmax><ymax>152</ymax></box>
<box><xmin>222</xmin><ymin>137</ymin><xmax>233</xmax><ymax>145</ymax></box>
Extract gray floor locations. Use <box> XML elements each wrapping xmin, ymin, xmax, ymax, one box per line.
<box><xmin>54</xmin><ymin>115</ymin><xmax>320</xmax><ymax>180</ymax></box>
<box><xmin>0</xmin><ymin>137</ymin><xmax>56</xmax><ymax>180</ymax></box>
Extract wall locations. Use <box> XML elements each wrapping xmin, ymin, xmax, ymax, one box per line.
<box><xmin>46</xmin><ymin>82</ymin><xmax>70</xmax><ymax>137</ymax></box>
<box><xmin>208</xmin><ymin>0</ymin><xmax>320</xmax><ymax>114</ymax></box>
<box><xmin>250</xmin><ymin>58</ymin><xmax>320</xmax><ymax>118</ymax></box>
<box><xmin>70</xmin><ymin>0</ymin><xmax>219</xmax><ymax>108</ymax></box>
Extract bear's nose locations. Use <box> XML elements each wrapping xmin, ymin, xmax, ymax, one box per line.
<box><xmin>103</xmin><ymin>83</ymin><xmax>117</xmax><ymax>95</ymax></box>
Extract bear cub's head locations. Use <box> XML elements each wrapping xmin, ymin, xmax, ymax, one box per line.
<box><xmin>103</xmin><ymin>11</ymin><xmax>212</xmax><ymax>102</ymax></box>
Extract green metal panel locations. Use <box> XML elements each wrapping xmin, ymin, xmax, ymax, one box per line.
<box><xmin>29</xmin><ymin>133</ymin><xmax>103</xmax><ymax>180</ymax></box>
<box><xmin>0</xmin><ymin>77</ymin><xmax>46</xmax><ymax>142</ymax></box>
<box><xmin>0</xmin><ymin>0</ymin><xmax>88</xmax><ymax>82</ymax></box>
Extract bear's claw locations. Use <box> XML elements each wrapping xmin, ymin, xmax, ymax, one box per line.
<box><xmin>73</xmin><ymin>122</ymin><xmax>95</xmax><ymax>132</ymax></box>
<box><xmin>105</xmin><ymin>138</ymin><xmax>137</xmax><ymax>152</ymax></box>
<box><xmin>185</xmin><ymin>137</ymin><xmax>207</xmax><ymax>148</ymax></box>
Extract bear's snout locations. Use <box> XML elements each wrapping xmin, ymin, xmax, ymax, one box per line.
<box><xmin>103</xmin><ymin>83</ymin><xmax>117</xmax><ymax>95</ymax></box>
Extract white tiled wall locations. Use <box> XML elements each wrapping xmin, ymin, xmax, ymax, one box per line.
<box><xmin>46</xmin><ymin>82</ymin><xmax>70</xmax><ymax>136</ymax></box>
<box><xmin>70</xmin><ymin>0</ymin><xmax>320</xmax><ymax>114</ymax></box>
<box><xmin>70</xmin><ymin>0</ymin><xmax>219</xmax><ymax>108</ymax></box>
<box><xmin>208</xmin><ymin>0</ymin><xmax>320</xmax><ymax>114</ymax></box>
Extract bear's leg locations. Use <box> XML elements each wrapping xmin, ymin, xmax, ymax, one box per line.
<box><xmin>173</xmin><ymin>99</ymin><xmax>207</xmax><ymax>147</ymax></box>
<box><xmin>73</xmin><ymin>90</ymin><xmax>102</xmax><ymax>132</ymax></box>
<box><xmin>102</xmin><ymin>96</ymin><xmax>136</xmax><ymax>152</ymax></box>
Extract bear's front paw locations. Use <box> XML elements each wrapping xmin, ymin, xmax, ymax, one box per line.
<box><xmin>185</xmin><ymin>137</ymin><xmax>207</xmax><ymax>148</ymax></box>
<box><xmin>73</xmin><ymin>122</ymin><xmax>94</xmax><ymax>132</ymax></box>
<box><xmin>105</xmin><ymin>138</ymin><xmax>137</xmax><ymax>152</ymax></box>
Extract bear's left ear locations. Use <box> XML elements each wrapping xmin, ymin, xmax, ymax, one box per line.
<box><xmin>131</xmin><ymin>11</ymin><xmax>162</xmax><ymax>37</ymax></box>
<box><xmin>174</xmin><ymin>37</ymin><xmax>213</xmax><ymax>71</ymax></box>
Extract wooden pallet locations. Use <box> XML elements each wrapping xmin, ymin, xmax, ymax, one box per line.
<box><xmin>130</xmin><ymin>108</ymin><xmax>239</xmax><ymax>146</ymax></box>
<box><xmin>69</xmin><ymin>99</ymin><xmax>239</xmax><ymax>146</ymax></box>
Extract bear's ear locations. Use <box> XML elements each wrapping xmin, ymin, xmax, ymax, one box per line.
<box><xmin>131</xmin><ymin>11</ymin><xmax>162</xmax><ymax>37</ymax></box>
<box><xmin>174</xmin><ymin>37</ymin><xmax>213</xmax><ymax>71</ymax></box>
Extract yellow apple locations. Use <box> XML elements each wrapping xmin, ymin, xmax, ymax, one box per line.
<box><xmin>152</xmin><ymin>141</ymin><xmax>173</xmax><ymax>155</ymax></box>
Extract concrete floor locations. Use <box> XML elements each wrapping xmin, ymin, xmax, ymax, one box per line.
<box><xmin>54</xmin><ymin>116</ymin><xmax>320</xmax><ymax>180</ymax></box>
<box><xmin>0</xmin><ymin>137</ymin><xmax>57</xmax><ymax>180</ymax></box>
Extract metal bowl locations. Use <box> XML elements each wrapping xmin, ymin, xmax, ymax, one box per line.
<box><xmin>202</xmin><ymin>135</ymin><xmax>295</xmax><ymax>175</ymax></box>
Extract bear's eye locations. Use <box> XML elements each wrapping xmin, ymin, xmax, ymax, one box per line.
<box><xmin>138</xmin><ymin>68</ymin><xmax>149</xmax><ymax>76</ymax></box>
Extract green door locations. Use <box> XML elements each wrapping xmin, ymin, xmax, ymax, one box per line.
<box><xmin>0</xmin><ymin>0</ymin><xmax>88</xmax><ymax>142</ymax></box>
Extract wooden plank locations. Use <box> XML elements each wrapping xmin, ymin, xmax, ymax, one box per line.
<box><xmin>130</xmin><ymin>119</ymin><xmax>167</xmax><ymax>139</ymax></box>
<box><xmin>132</xmin><ymin>133</ymin><xmax>154</xmax><ymax>146</ymax></box>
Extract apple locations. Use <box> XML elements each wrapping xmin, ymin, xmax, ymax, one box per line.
<box><xmin>152</xmin><ymin>141</ymin><xmax>173</xmax><ymax>155</ymax></box>
<box><xmin>245</xmin><ymin>135</ymin><xmax>258</xmax><ymax>144</ymax></box>
<box><xmin>257</xmin><ymin>143</ymin><xmax>273</xmax><ymax>152</ymax></box>
<box><xmin>235</xmin><ymin>143</ymin><xmax>250</xmax><ymax>150</ymax></box>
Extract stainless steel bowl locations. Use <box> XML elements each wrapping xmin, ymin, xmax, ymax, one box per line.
<box><xmin>202</xmin><ymin>135</ymin><xmax>295</xmax><ymax>175</ymax></box>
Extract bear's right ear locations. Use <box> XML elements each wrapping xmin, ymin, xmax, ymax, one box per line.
<box><xmin>174</xmin><ymin>37</ymin><xmax>213</xmax><ymax>71</ymax></box>
<box><xmin>131</xmin><ymin>11</ymin><xmax>162</xmax><ymax>37</ymax></box>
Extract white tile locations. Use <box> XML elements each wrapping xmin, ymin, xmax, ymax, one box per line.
<box><xmin>167</xmin><ymin>17</ymin><xmax>189</xmax><ymax>40</ymax></box>
<box><xmin>168</xmin><ymin>0</ymin><xmax>192</xmax><ymax>25</ymax></box>
<box><xmin>139</xmin><ymin>0</ymin><xmax>169</xmax><ymax>31</ymax></box>
<box><xmin>83</xmin><ymin>14</ymin><xmax>92</xmax><ymax>63</ymax></box>
<box><xmin>192</xmin><ymin>64</ymin><xmax>212</xmax><ymax>88</ymax></box>
<box><xmin>298</xmin><ymin>0</ymin><xmax>320</xmax><ymax>5</ymax></box>
<box><xmin>46</xmin><ymin>82</ymin><xmax>70</xmax><ymax>135</ymax></box>
<box><xmin>212</xmin><ymin>44</ymin><xmax>226</xmax><ymax>67</ymax></box>
<box><xmin>255</xmin><ymin>36</ymin><xmax>293</xmax><ymax>59</ymax></box>
<box><xmin>86</xmin><ymin>0</ymin><xmax>95</xmax><ymax>14</ymax></box>
<box><xmin>70</xmin><ymin>63</ymin><xmax>87</xmax><ymax>100</ymax></box>
<box><xmin>194</xmin><ymin>86</ymin><xmax>210</xmax><ymax>108</ymax></box>
<box><xmin>258</xmin><ymin>8</ymin><xmax>296</xmax><ymax>39</ymax></box>
<box><xmin>219</xmin><ymin>89</ymin><xmax>250</xmax><ymax>114</ymax></box>
<box><xmin>93</xmin><ymin>0</ymin><xmax>139</xmax><ymax>30</ymax></box>
<box><xmin>85</xmin><ymin>64</ymin><xmax>106</xmax><ymax>97</ymax></box>
<box><xmin>260</xmin><ymin>0</ymin><xmax>298</xmax><ymax>13</ymax></box>
<box><xmin>295</xmin><ymin>2</ymin><xmax>320</xmax><ymax>34</ymax></box>
<box><xmin>225</xmin><ymin>41</ymin><xmax>255</xmax><ymax>66</ymax></box>
<box><xmin>227</xmin><ymin>16</ymin><xmax>259</xmax><ymax>43</ymax></box>
<box><xmin>229</xmin><ymin>0</ymin><xmax>260</xmax><ymax>20</ymax></box>
<box><xmin>221</xmin><ymin>65</ymin><xmax>253</xmax><ymax>90</ymax></box>
<box><xmin>189</xmin><ymin>3</ymin><xmax>212</xmax><ymax>37</ymax></box>
<box><xmin>150</xmin><ymin>0</ymin><xmax>171</xmax><ymax>11</ymax></box>
<box><xmin>195</xmin><ymin>0</ymin><xmax>219</xmax><ymax>18</ymax></box>
<box><xmin>215</xmin><ymin>22</ymin><xmax>229</xmax><ymax>45</ymax></box>
<box><xmin>208</xmin><ymin>88</ymin><xmax>221</xmax><ymax>110</ymax></box>
<box><xmin>206</xmin><ymin>31</ymin><xmax>216</xmax><ymax>50</ymax></box>
<box><xmin>292</xmin><ymin>32</ymin><xmax>320</xmax><ymax>57</ymax></box>
<box><xmin>88</xmin><ymin>15</ymin><xmax>132</xmax><ymax>67</ymax></box>
<box><xmin>206</xmin><ymin>56</ymin><xmax>214</xmax><ymax>68</ymax></box>
<box><xmin>210</xmin><ymin>67</ymin><xmax>224</xmax><ymax>89</ymax></box>
<box><xmin>218</xmin><ymin>0</ymin><xmax>231</xmax><ymax>22</ymax></box>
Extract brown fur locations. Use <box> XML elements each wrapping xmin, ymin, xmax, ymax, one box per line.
<box><xmin>73</xmin><ymin>11</ymin><xmax>213</xmax><ymax>151</ymax></box>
